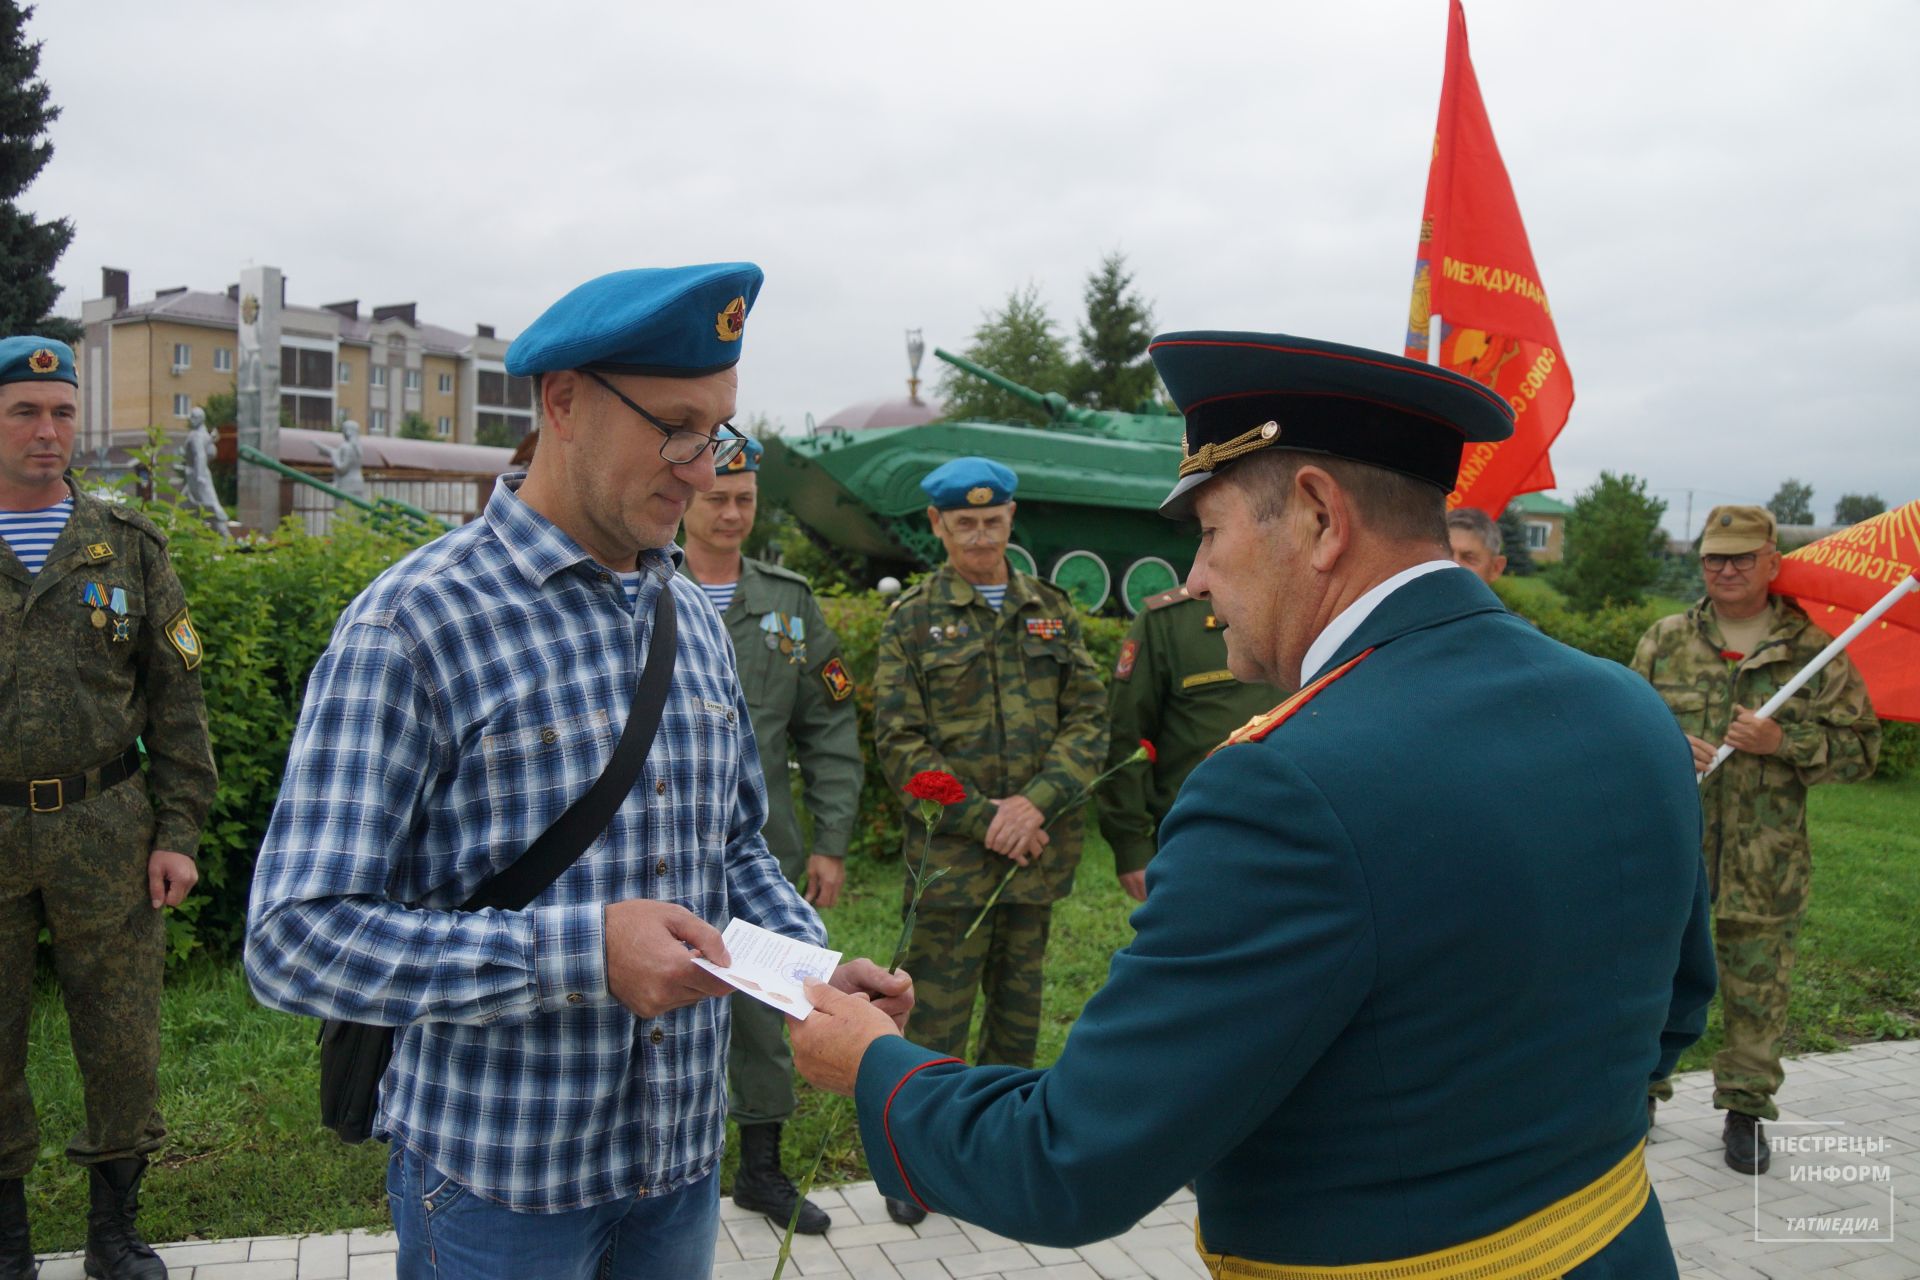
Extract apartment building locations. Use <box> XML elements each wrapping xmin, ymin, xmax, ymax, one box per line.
<box><xmin>75</xmin><ymin>267</ymin><xmax>535</xmax><ymax>451</ymax></box>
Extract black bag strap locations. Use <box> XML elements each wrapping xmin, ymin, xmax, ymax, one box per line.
<box><xmin>459</xmin><ymin>582</ymin><xmax>678</xmax><ymax>913</ymax></box>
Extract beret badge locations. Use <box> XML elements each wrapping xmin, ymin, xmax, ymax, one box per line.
<box><xmin>716</xmin><ymin>296</ymin><xmax>746</xmax><ymax>343</ymax></box>
<box><xmin>965</xmin><ymin>486</ymin><xmax>994</xmax><ymax>506</ymax></box>
<box><xmin>27</xmin><ymin>348</ymin><xmax>57</xmax><ymax>374</ymax></box>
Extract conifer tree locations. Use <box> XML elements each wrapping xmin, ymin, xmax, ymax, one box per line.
<box><xmin>0</xmin><ymin>1</ymin><xmax>76</xmax><ymax>341</ymax></box>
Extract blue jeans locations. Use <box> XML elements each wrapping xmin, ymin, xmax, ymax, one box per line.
<box><xmin>386</xmin><ymin>1144</ymin><xmax>718</xmax><ymax>1280</ymax></box>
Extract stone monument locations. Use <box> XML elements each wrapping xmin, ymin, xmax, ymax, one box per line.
<box><xmin>329</xmin><ymin>418</ymin><xmax>369</xmax><ymax>504</ymax></box>
<box><xmin>179</xmin><ymin>407</ymin><xmax>231</xmax><ymax>536</ymax></box>
<box><xmin>235</xmin><ymin>265</ymin><xmax>282</xmax><ymax>532</ymax></box>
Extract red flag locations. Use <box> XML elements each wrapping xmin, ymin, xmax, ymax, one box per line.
<box><xmin>1776</xmin><ymin>501</ymin><xmax>1920</xmax><ymax>723</ymax></box>
<box><xmin>1405</xmin><ymin>0</ymin><xmax>1572</xmax><ymax>516</ymax></box>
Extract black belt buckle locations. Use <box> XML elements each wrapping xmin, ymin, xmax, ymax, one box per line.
<box><xmin>28</xmin><ymin>778</ymin><xmax>64</xmax><ymax>812</ymax></box>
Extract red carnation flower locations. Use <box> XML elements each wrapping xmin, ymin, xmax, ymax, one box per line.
<box><xmin>905</xmin><ymin>770</ymin><xmax>966</xmax><ymax>807</ymax></box>
<box><xmin>1719</xmin><ymin>649</ymin><xmax>1744</xmax><ymax>663</ymax></box>
<box><xmin>1139</xmin><ymin>738</ymin><xmax>1158</xmax><ymax>764</ymax></box>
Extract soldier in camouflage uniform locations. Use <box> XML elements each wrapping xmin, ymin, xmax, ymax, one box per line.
<box><xmin>1633</xmin><ymin>504</ymin><xmax>1879</xmax><ymax>1176</ymax></box>
<box><xmin>872</xmin><ymin>457</ymin><xmax>1105</xmax><ymax>1224</ymax></box>
<box><xmin>0</xmin><ymin>337</ymin><xmax>216</xmax><ymax>1280</ymax></box>
<box><xmin>1096</xmin><ymin>582</ymin><xmax>1279</xmax><ymax>900</ymax></box>
<box><xmin>678</xmin><ymin>436</ymin><xmax>861</xmax><ymax>1235</ymax></box>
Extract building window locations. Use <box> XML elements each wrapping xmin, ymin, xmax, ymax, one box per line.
<box><xmin>437</xmin><ymin>416</ymin><xmax>452</xmax><ymax>437</ymax></box>
<box><xmin>371</xmin><ymin>366</ymin><xmax>388</xmax><ymax>388</ymax></box>
<box><xmin>171</xmin><ymin>343</ymin><xmax>191</xmax><ymax>371</ymax></box>
<box><xmin>338</xmin><ymin>361</ymin><xmax>351</xmax><ymax>384</ymax></box>
<box><xmin>438</xmin><ymin>373</ymin><xmax>453</xmax><ymax>394</ymax></box>
<box><xmin>281</xmin><ymin>394</ymin><xmax>333</xmax><ymax>427</ymax></box>
<box><xmin>280</xmin><ymin>346</ymin><xmax>333</xmax><ymax>390</ymax></box>
<box><xmin>213</xmin><ymin>347</ymin><xmax>233</xmax><ymax>373</ymax></box>
<box><xmin>371</xmin><ymin>409</ymin><xmax>388</xmax><ymax>434</ymax></box>
<box><xmin>477</xmin><ymin>370</ymin><xmax>534</xmax><ymax>409</ymax></box>
<box><xmin>1526</xmin><ymin>521</ymin><xmax>1551</xmax><ymax>551</ymax></box>
<box><xmin>404</xmin><ymin>369</ymin><xmax>422</xmax><ymax>391</ymax></box>
<box><xmin>172</xmin><ymin>393</ymin><xmax>190</xmax><ymax>418</ymax></box>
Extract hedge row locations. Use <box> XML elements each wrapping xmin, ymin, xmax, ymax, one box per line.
<box><xmin>149</xmin><ymin>503</ymin><xmax>1906</xmax><ymax>961</ymax></box>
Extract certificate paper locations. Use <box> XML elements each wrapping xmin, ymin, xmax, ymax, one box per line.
<box><xmin>692</xmin><ymin>919</ymin><xmax>842</xmax><ymax>1019</ymax></box>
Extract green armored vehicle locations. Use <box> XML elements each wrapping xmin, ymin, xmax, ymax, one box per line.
<box><xmin>759</xmin><ymin>349</ymin><xmax>1193</xmax><ymax>613</ymax></box>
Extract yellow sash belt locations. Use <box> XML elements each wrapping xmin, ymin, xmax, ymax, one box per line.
<box><xmin>1196</xmin><ymin>1139</ymin><xmax>1649</xmax><ymax>1280</ymax></box>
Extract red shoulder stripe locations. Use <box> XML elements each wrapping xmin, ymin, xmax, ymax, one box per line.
<box><xmin>1216</xmin><ymin>648</ymin><xmax>1373</xmax><ymax>752</ymax></box>
<box><xmin>882</xmin><ymin>1055</ymin><xmax>966</xmax><ymax>1212</ymax></box>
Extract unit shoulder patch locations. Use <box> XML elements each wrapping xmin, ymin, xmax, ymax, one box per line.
<box><xmin>85</xmin><ymin>541</ymin><xmax>115</xmax><ymax>562</ymax></box>
<box><xmin>165</xmin><ymin>608</ymin><xmax>203</xmax><ymax>671</ymax></box>
<box><xmin>820</xmin><ymin>656</ymin><xmax>855</xmax><ymax>702</ymax></box>
<box><xmin>1114</xmin><ymin>638</ymin><xmax>1139</xmax><ymax>681</ymax></box>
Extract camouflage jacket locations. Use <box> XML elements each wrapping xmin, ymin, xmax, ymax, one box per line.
<box><xmin>1631</xmin><ymin>595</ymin><xmax>1879</xmax><ymax>924</ymax></box>
<box><xmin>0</xmin><ymin>484</ymin><xmax>215</xmax><ymax>854</ymax></box>
<box><xmin>678</xmin><ymin>555</ymin><xmax>861</xmax><ymax>876</ymax></box>
<box><xmin>874</xmin><ymin>563</ymin><xmax>1107</xmax><ymax>906</ymax></box>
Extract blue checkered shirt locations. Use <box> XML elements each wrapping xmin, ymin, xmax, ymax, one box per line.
<box><xmin>245</xmin><ymin>476</ymin><xmax>824</xmax><ymax>1212</ymax></box>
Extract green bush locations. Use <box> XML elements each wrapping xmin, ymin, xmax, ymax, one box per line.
<box><xmin>1876</xmin><ymin>721</ymin><xmax>1918</xmax><ymax>782</ymax></box>
<box><xmin>155</xmin><ymin>507</ymin><xmax>430</xmax><ymax>957</ymax></box>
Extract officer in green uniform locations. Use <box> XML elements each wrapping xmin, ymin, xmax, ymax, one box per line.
<box><xmin>0</xmin><ymin>337</ymin><xmax>216</xmax><ymax>1280</ymax></box>
<box><xmin>871</xmin><ymin>456</ymin><xmax>1105</xmax><ymax>1224</ymax></box>
<box><xmin>1097</xmin><ymin>582</ymin><xmax>1279</xmax><ymax>900</ymax></box>
<box><xmin>678</xmin><ymin>435</ymin><xmax>861</xmax><ymax>1235</ymax></box>
<box><xmin>1633</xmin><ymin>504</ymin><xmax>1879</xmax><ymax>1175</ymax></box>
<box><xmin>792</xmin><ymin>332</ymin><xmax>1715</xmax><ymax>1279</ymax></box>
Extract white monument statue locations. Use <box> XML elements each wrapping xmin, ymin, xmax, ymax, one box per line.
<box><xmin>179</xmin><ymin>408</ymin><xmax>231</xmax><ymax>536</ymax></box>
<box><xmin>329</xmin><ymin>418</ymin><xmax>369</xmax><ymax>503</ymax></box>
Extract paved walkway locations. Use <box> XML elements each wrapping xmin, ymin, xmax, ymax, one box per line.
<box><xmin>33</xmin><ymin>1041</ymin><xmax>1920</xmax><ymax>1279</ymax></box>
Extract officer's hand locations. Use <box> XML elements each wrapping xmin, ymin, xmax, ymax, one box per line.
<box><xmin>1724</xmin><ymin>705</ymin><xmax>1784</xmax><ymax>757</ymax></box>
<box><xmin>147</xmin><ymin>850</ymin><xmax>198</xmax><ymax>909</ymax></box>
<box><xmin>1117</xmin><ymin>869</ymin><xmax>1148</xmax><ymax>903</ymax></box>
<box><xmin>805</xmin><ymin>854</ymin><xmax>845</xmax><ymax>908</ymax></box>
<box><xmin>788</xmin><ymin>978</ymin><xmax>902</xmax><ymax>1096</ymax></box>
<box><xmin>1684</xmin><ymin>734</ymin><xmax>1717</xmax><ymax>773</ymax></box>
<box><xmin>829</xmin><ymin>957</ymin><xmax>914</xmax><ymax>1031</ymax></box>
<box><xmin>984</xmin><ymin>795</ymin><xmax>1046</xmax><ymax>861</ymax></box>
<box><xmin>603</xmin><ymin>899</ymin><xmax>735</xmax><ymax>1019</ymax></box>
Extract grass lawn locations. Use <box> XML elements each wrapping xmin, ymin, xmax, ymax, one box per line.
<box><xmin>21</xmin><ymin>779</ymin><xmax>1917</xmax><ymax>1249</ymax></box>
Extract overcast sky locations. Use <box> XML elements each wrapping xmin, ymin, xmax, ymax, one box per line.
<box><xmin>27</xmin><ymin>1</ymin><xmax>1920</xmax><ymax>537</ymax></box>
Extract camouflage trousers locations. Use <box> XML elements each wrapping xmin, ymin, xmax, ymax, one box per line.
<box><xmin>1649</xmin><ymin>915</ymin><xmax>1799</xmax><ymax>1121</ymax></box>
<box><xmin>0</xmin><ymin>778</ymin><xmax>167</xmax><ymax>1177</ymax></box>
<box><xmin>900</xmin><ymin>903</ymin><xmax>1052</xmax><ymax>1068</ymax></box>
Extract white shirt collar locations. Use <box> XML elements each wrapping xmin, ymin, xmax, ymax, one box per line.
<box><xmin>1300</xmin><ymin>559</ymin><xmax>1464</xmax><ymax>685</ymax></box>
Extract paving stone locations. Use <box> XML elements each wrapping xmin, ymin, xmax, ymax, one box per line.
<box><xmin>153</xmin><ymin>1239</ymin><xmax>251</xmax><ymax>1267</ymax></box>
<box><xmin>831</xmin><ymin>1242</ymin><xmax>904</xmax><ymax>1280</ymax></box>
<box><xmin>33</xmin><ymin>1259</ymin><xmax>85</xmax><ymax>1280</ymax></box>
<box><xmin>195</xmin><ymin>1260</ymin><xmax>300</xmax><ymax>1279</ymax></box>
<box><xmin>944</xmin><ymin>1247</ymin><xmax>1041</xmax><ymax>1277</ymax></box>
<box><xmin>882</xmin><ymin>1232</ymin><xmax>975</xmax><ymax>1265</ymax></box>
<box><xmin>346</xmin><ymin>1256</ymin><xmax>396</xmax><ymax>1280</ymax></box>
<box><xmin>247</xmin><ymin>1236</ymin><xmax>301</xmax><ymax>1261</ymax></box>
<box><xmin>345</xmin><ymin>1228</ymin><xmax>395</xmax><ymax>1255</ymax></box>
<box><xmin>298</xmin><ymin>1232</ymin><xmax>349</xmax><ymax>1279</ymax></box>
<box><xmin>826</xmin><ymin>1220</ymin><xmax>921</xmax><ymax>1247</ymax></box>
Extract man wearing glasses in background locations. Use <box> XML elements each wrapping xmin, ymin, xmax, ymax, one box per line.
<box><xmin>247</xmin><ymin>265</ymin><xmax>910</xmax><ymax>1279</ymax></box>
<box><xmin>1632</xmin><ymin>504</ymin><xmax>1878</xmax><ymax>1176</ymax></box>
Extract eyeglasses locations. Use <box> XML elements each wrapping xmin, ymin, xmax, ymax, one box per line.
<box><xmin>1702</xmin><ymin>552</ymin><xmax>1759</xmax><ymax>573</ymax></box>
<box><xmin>584</xmin><ymin>370</ymin><xmax>746</xmax><ymax>467</ymax></box>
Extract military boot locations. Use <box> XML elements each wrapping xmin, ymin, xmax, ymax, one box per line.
<box><xmin>731</xmin><ymin>1123</ymin><xmax>830</xmax><ymax>1235</ymax></box>
<box><xmin>82</xmin><ymin>1159</ymin><xmax>166</xmax><ymax>1280</ymax></box>
<box><xmin>1723</xmin><ymin>1110</ymin><xmax>1770</xmax><ymax>1176</ymax></box>
<box><xmin>0</xmin><ymin>1178</ymin><xmax>36</xmax><ymax>1280</ymax></box>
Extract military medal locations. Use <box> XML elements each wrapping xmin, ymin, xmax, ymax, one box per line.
<box><xmin>929</xmin><ymin>625</ymin><xmax>943</xmax><ymax>642</ymax></box>
<box><xmin>109</xmin><ymin>587</ymin><xmax>132</xmax><ymax>642</ymax></box>
<box><xmin>1025</xmin><ymin>618</ymin><xmax>1065</xmax><ymax>639</ymax></box>
<box><xmin>83</xmin><ymin>582</ymin><xmax>108</xmax><ymax>628</ymax></box>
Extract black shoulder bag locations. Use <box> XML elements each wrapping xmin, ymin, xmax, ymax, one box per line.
<box><xmin>318</xmin><ymin>585</ymin><xmax>678</xmax><ymax>1143</ymax></box>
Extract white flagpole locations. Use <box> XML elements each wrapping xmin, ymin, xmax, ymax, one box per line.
<box><xmin>1699</xmin><ymin>574</ymin><xmax>1919</xmax><ymax>781</ymax></box>
<box><xmin>1429</xmin><ymin>313</ymin><xmax>1444</xmax><ymax>366</ymax></box>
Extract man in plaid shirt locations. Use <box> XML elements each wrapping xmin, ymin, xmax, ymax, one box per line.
<box><xmin>246</xmin><ymin>264</ymin><xmax>910</xmax><ymax>1280</ymax></box>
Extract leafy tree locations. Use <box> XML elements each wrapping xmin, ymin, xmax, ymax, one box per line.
<box><xmin>397</xmin><ymin>411</ymin><xmax>437</xmax><ymax>441</ymax></box>
<box><xmin>935</xmin><ymin>284</ymin><xmax>1070</xmax><ymax>426</ymax></box>
<box><xmin>1497</xmin><ymin>503</ymin><xmax>1535</xmax><ymax>576</ymax></box>
<box><xmin>477</xmin><ymin>418</ymin><xmax>524</xmax><ymax>448</ymax></box>
<box><xmin>0</xmin><ymin>2</ymin><xmax>75</xmax><ymax>342</ymax></box>
<box><xmin>1559</xmin><ymin>472</ymin><xmax>1668</xmax><ymax>612</ymax></box>
<box><xmin>1066</xmin><ymin>252</ymin><xmax>1157</xmax><ymax>411</ymax></box>
<box><xmin>199</xmin><ymin>383</ymin><xmax>237</xmax><ymax>428</ymax></box>
<box><xmin>1767</xmin><ymin>478</ymin><xmax>1814</xmax><ymax>525</ymax></box>
<box><xmin>1833</xmin><ymin>493</ymin><xmax>1885</xmax><ymax>525</ymax></box>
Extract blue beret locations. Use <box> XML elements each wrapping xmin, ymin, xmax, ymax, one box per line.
<box><xmin>0</xmin><ymin>336</ymin><xmax>77</xmax><ymax>387</ymax></box>
<box><xmin>506</xmin><ymin>263</ymin><xmax>763</xmax><ymax>378</ymax></box>
<box><xmin>922</xmin><ymin>457</ymin><xmax>1018</xmax><ymax>510</ymax></box>
<box><xmin>1149</xmin><ymin>331</ymin><xmax>1515</xmax><ymax>519</ymax></box>
<box><xmin>718</xmin><ymin>434</ymin><xmax>764</xmax><ymax>475</ymax></box>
